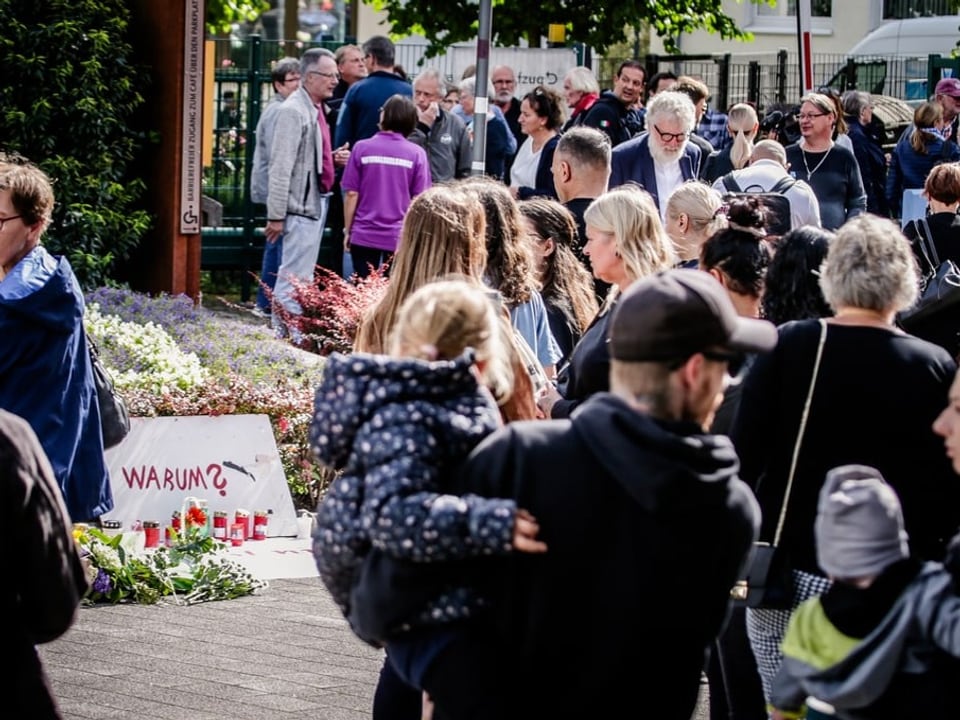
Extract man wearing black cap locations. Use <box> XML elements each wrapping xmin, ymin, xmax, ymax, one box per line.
<box><xmin>422</xmin><ymin>269</ymin><xmax>776</xmax><ymax>719</ymax></box>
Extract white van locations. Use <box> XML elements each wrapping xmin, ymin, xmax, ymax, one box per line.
<box><xmin>827</xmin><ymin>16</ymin><xmax>960</xmax><ymax>104</ymax></box>
<box><xmin>846</xmin><ymin>16</ymin><xmax>960</xmax><ymax>57</ymax></box>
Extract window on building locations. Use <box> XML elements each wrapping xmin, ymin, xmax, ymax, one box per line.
<box><xmin>757</xmin><ymin>0</ymin><xmax>833</xmax><ymax>16</ymax></box>
<box><xmin>751</xmin><ymin>0</ymin><xmax>833</xmax><ymax>32</ymax></box>
<box><xmin>883</xmin><ymin>0</ymin><xmax>955</xmax><ymax>18</ymax></box>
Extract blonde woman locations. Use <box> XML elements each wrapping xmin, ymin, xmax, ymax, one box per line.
<box><xmin>536</xmin><ymin>185</ymin><xmax>675</xmax><ymax>418</ymax></box>
<box><xmin>703</xmin><ymin>103</ymin><xmax>759</xmax><ymax>183</ymax></box>
<box><xmin>664</xmin><ymin>181</ymin><xmax>727</xmax><ymax>268</ymax></box>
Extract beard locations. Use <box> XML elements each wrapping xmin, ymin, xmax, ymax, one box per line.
<box><xmin>495</xmin><ymin>88</ymin><xmax>514</xmax><ymax>104</ymax></box>
<box><xmin>649</xmin><ymin>136</ymin><xmax>686</xmax><ymax>165</ymax></box>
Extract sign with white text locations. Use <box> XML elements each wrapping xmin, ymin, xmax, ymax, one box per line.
<box><xmin>180</xmin><ymin>0</ymin><xmax>203</xmax><ymax>233</ymax></box>
<box><xmin>100</xmin><ymin>415</ymin><xmax>298</xmax><ymax>536</ymax></box>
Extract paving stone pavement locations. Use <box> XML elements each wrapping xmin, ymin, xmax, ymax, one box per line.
<box><xmin>42</xmin><ymin>575</ymin><xmax>712</xmax><ymax>719</ymax></box>
<box><xmin>41</xmin><ymin>578</ymin><xmax>383</xmax><ymax>720</ymax></box>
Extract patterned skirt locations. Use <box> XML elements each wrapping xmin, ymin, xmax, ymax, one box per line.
<box><xmin>745</xmin><ymin>569</ymin><xmax>832</xmax><ymax>706</ymax></box>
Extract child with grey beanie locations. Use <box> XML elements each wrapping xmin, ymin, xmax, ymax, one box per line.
<box><xmin>770</xmin><ymin>465</ymin><xmax>960</xmax><ymax>720</ymax></box>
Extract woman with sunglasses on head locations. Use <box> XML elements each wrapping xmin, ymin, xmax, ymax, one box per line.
<box><xmin>784</xmin><ymin>92</ymin><xmax>866</xmax><ymax>230</ymax></box>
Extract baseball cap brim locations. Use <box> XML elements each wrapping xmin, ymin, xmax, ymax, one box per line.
<box><xmin>726</xmin><ymin>316</ymin><xmax>778</xmax><ymax>356</ymax></box>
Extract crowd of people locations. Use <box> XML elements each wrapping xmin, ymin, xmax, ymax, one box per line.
<box><xmin>298</xmin><ymin>40</ymin><xmax>960</xmax><ymax>720</ymax></box>
<box><xmin>8</xmin><ymin>34</ymin><xmax>960</xmax><ymax>720</ymax></box>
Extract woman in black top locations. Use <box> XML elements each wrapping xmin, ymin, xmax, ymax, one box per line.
<box><xmin>903</xmin><ymin>162</ymin><xmax>960</xmax><ymax>272</ymax></box>
<box><xmin>731</xmin><ymin>214</ymin><xmax>960</xmax><ymax>704</ymax></box>
<box><xmin>519</xmin><ymin>198</ymin><xmax>598</xmax><ymax>366</ymax></box>
<box><xmin>535</xmin><ymin>185</ymin><xmax>674</xmax><ymax>419</ymax></box>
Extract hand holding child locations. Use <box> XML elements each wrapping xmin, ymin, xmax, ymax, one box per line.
<box><xmin>513</xmin><ymin>508</ymin><xmax>547</xmax><ymax>553</ymax></box>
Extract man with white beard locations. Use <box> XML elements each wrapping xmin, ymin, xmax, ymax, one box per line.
<box><xmin>608</xmin><ymin>91</ymin><xmax>701</xmax><ymax>220</ymax></box>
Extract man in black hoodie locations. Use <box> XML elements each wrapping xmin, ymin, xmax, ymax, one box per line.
<box><xmin>578</xmin><ymin>59</ymin><xmax>646</xmax><ymax>148</ymax></box>
<box><xmin>427</xmin><ymin>269</ymin><xmax>774</xmax><ymax>719</ymax></box>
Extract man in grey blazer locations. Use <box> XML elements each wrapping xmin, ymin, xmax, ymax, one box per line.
<box><xmin>266</xmin><ymin>47</ymin><xmax>339</xmax><ymax>339</ymax></box>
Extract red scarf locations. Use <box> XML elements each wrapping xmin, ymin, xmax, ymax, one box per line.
<box><xmin>571</xmin><ymin>92</ymin><xmax>599</xmax><ymax>118</ymax></box>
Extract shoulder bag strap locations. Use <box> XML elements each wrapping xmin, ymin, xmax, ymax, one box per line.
<box><xmin>774</xmin><ymin>319</ymin><xmax>828</xmax><ymax>545</ymax></box>
<box><xmin>919</xmin><ymin>217</ymin><xmax>940</xmax><ymax>268</ymax></box>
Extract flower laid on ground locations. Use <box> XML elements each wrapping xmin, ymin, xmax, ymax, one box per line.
<box><xmin>84</xmin><ymin>287</ymin><xmax>335</xmax><ymax>509</ymax></box>
<box><xmin>76</xmin><ymin>521</ymin><xmax>267</xmax><ymax>605</ymax></box>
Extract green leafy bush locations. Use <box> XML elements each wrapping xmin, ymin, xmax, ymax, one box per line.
<box><xmin>0</xmin><ymin>0</ymin><xmax>151</xmax><ymax>287</ymax></box>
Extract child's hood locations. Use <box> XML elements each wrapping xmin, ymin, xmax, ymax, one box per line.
<box><xmin>308</xmin><ymin>350</ymin><xmax>482</xmax><ymax>470</ymax></box>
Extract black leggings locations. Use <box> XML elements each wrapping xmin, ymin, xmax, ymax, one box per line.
<box><xmin>350</xmin><ymin>245</ymin><xmax>392</xmax><ymax>279</ymax></box>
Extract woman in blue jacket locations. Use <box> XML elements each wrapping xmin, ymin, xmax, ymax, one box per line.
<box><xmin>0</xmin><ymin>156</ymin><xmax>113</xmax><ymax>523</ymax></box>
<box><xmin>886</xmin><ymin>101</ymin><xmax>960</xmax><ymax>218</ymax></box>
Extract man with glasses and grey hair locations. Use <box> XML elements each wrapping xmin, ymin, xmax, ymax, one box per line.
<box><xmin>609</xmin><ymin>90</ymin><xmax>701</xmax><ymax>220</ymax></box>
<box><xmin>266</xmin><ymin>48</ymin><xmax>339</xmax><ymax>340</ymax></box>
<box><xmin>409</xmin><ymin>67</ymin><xmax>471</xmax><ymax>182</ymax></box>
<box><xmin>250</xmin><ymin>55</ymin><xmax>301</xmax><ymax>318</ymax></box>
<box><xmin>334</xmin><ymin>35</ymin><xmax>412</xmax><ymax>150</ymax></box>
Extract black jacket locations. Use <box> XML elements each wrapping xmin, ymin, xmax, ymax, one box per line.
<box><xmin>452</xmin><ymin>393</ymin><xmax>760</xmax><ymax>718</ymax></box>
<box><xmin>578</xmin><ymin>91</ymin><xmax>643</xmax><ymax>148</ymax></box>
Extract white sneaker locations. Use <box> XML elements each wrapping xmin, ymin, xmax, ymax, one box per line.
<box><xmin>250</xmin><ymin>306</ymin><xmax>271</xmax><ymax>319</ymax></box>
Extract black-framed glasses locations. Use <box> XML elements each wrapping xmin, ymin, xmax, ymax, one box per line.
<box><xmin>0</xmin><ymin>214</ymin><xmax>22</xmax><ymax>231</ymax></box>
<box><xmin>653</xmin><ymin>124</ymin><xmax>689</xmax><ymax>143</ymax></box>
<box><xmin>283</xmin><ymin>75</ymin><xmax>301</xmax><ymax>84</ymax></box>
<box><xmin>308</xmin><ymin>70</ymin><xmax>340</xmax><ymax>81</ymax></box>
<box><xmin>796</xmin><ymin>112</ymin><xmax>827</xmax><ymax>121</ymax></box>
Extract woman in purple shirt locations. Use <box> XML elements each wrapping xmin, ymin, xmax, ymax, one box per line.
<box><xmin>342</xmin><ymin>94</ymin><xmax>432</xmax><ymax>278</ymax></box>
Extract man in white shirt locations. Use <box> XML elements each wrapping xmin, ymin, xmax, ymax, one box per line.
<box><xmin>712</xmin><ymin>139</ymin><xmax>821</xmax><ymax>230</ymax></box>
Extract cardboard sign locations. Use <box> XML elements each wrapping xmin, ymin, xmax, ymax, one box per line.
<box><xmin>100</xmin><ymin>415</ymin><xmax>298</xmax><ymax>536</ymax></box>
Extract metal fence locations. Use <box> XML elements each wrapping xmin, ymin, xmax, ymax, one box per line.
<box><xmin>203</xmin><ymin>36</ymin><xmax>957</xmax><ymax>289</ymax></box>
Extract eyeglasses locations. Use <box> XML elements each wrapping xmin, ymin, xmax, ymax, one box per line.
<box><xmin>653</xmin><ymin>125</ymin><xmax>689</xmax><ymax>143</ymax></box>
<box><xmin>308</xmin><ymin>70</ymin><xmax>340</xmax><ymax>81</ymax></box>
<box><xmin>283</xmin><ymin>75</ymin><xmax>300</xmax><ymax>84</ymax></box>
<box><xmin>0</xmin><ymin>214</ymin><xmax>22</xmax><ymax>231</ymax></box>
<box><xmin>796</xmin><ymin>112</ymin><xmax>827</xmax><ymax>121</ymax></box>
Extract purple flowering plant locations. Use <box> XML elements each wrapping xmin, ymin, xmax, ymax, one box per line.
<box><xmin>84</xmin><ymin>287</ymin><xmax>335</xmax><ymax>509</ymax></box>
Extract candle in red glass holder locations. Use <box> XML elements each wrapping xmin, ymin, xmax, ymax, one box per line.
<box><xmin>143</xmin><ymin>521</ymin><xmax>160</xmax><ymax>548</ymax></box>
<box><xmin>171</xmin><ymin>510</ymin><xmax>181</xmax><ymax>532</ymax></box>
<box><xmin>253</xmin><ymin>511</ymin><xmax>268</xmax><ymax>540</ymax></box>
<box><xmin>230</xmin><ymin>523</ymin><xmax>244</xmax><ymax>546</ymax></box>
<box><xmin>235</xmin><ymin>509</ymin><xmax>250</xmax><ymax>539</ymax></box>
<box><xmin>213</xmin><ymin>511</ymin><xmax>228</xmax><ymax>540</ymax></box>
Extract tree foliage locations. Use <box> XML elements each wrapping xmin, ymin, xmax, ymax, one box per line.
<box><xmin>207</xmin><ymin>0</ymin><xmax>271</xmax><ymax>37</ymax></box>
<box><xmin>0</xmin><ymin>0</ymin><xmax>151</xmax><ymax>288</ymax></box>
<box><xmin>370</xmin><ymin>0</ymin><xmax>770</xmax><ymax>57</ymax></box>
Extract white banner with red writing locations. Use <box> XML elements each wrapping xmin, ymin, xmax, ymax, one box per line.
<box><xmin>100</xmin><ymin>415</ymin><xmax>298</xmax><ymax>536</ymax></box>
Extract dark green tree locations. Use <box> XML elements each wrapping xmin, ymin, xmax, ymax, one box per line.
<box><xmin>368</xmin><ymin>0</ymin><xmax>770</xmax><ymax>57</ymax></box>
<box><xmin>0</xmin><ymin>0</ymin><xmax>151</xmax><ymax>288</ymax></box>
<box><xmin>207</xmin><ymin>0</ymin><xmax>270</xmax><ymax>36</ymax></box>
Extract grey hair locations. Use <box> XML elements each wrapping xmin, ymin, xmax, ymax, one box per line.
<box><xmin>414</xmin><ymin>67</ymin><xmax>444</xmax><ymax>89</ymax></box>
<box><xmin>842</xmin><ymin>90</ymin><xmax>872</xmax><ymax>117</ymax></box>
<box><xmin>362</xmin><ymin>35</ymin><xmax>395</xmax><ymax>67</ymax></box>
<box><xmin>300</xmin><ymin>47</ymin><xmax>335</xmax><ymax>75</ymax></box>
<box><xmin>646</xmin><ymin>91</ymin><xmax>696</xmax><ymax>133</ymax></box>
<box><xmin>459</xmin><ymin>75</ymin><xmax>494</xmax><ymax>99</ymax></box>
<box><xmin>556</xmin><ymin>126</ymin><xmax>611</xmax><ymax>172</ymax></box>
<box><xmin>270</xmin><ymin>56</ymin><xmax>301</xmax><ymax>86</ymax></box>
<box><xmin>751</xmin><ymin>139</ymin><xmax>787</xmax><ymax>165</ymax></box>
<box><xmin>819</xmin><ymin>215</ymin><xmax>919</xmax><ymax>314</ymax></box>
<box><xmin>564</xmin><ymin>66</ymin><xmax>600</xmax><ymax>95</ymax></box>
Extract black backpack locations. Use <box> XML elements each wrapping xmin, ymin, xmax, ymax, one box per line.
<box><xmin>719</xmin><ymin>173</ymin><xmax>796</xmax><ymax>236</ymax></box>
